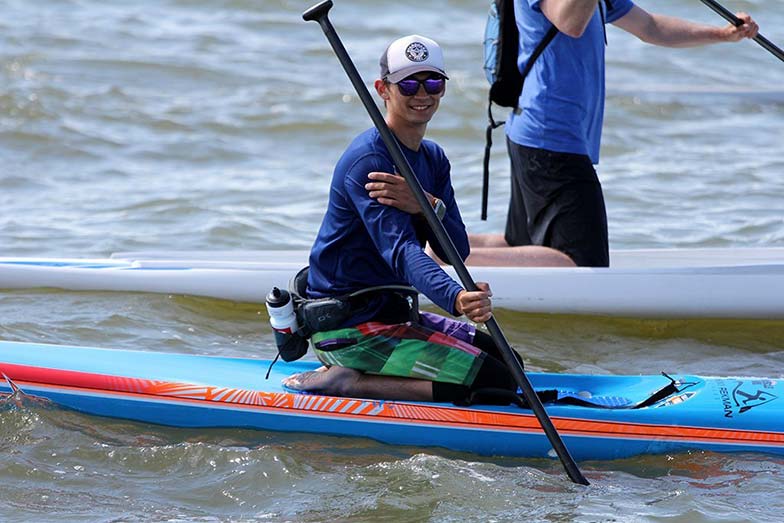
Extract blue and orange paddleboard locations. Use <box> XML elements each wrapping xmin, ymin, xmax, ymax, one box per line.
<box><xmin>1</xmin><ymin>340</ymin><xmax>782</xmax><ymax>461</ymax></box>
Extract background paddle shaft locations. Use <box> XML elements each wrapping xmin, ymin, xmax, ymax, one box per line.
<box><xmin>302</xmin><ymin>0</ymin><xmax>588</xmax><ymax>486</ymax></box>
<box><xmin>699</xmin><ymin>0</ymin><xmax>784</xmax><ymax>63</ymax></box>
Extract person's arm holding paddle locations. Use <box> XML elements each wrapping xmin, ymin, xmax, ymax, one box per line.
<box><xmin>698</xmin><ymin>0</ymin><xmax>783</xmax><ymax>63</ymax></box>
<box><xmin>534</xmin><ymin>1</ymin><xmax>759</xmax><ymax>44</ymax></box>
<box><xmin>613</xmin><ymin>6</ymin><xmax>758</xmax><ymax>46</ymax></box>
<box><xmin>342</xmin><ymin>160</ymin><xmax>497</xmax><ymax>320</ymax></box>
<box><xmin>455</xmin><ymin>282</ymin><xmax>493</xmax><ymax>324</ymax></box>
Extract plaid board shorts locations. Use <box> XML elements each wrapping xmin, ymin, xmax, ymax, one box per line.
<box><xmin>311</xmin><ymin>311</ymin><xmax>485</xmax><ymax>386</ymax></box>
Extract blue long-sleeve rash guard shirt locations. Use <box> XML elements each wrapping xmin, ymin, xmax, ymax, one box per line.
<box><xmin>307</xmin><ymin>128</ymin><xmax>469</xmax><ymax>325</ymax></box>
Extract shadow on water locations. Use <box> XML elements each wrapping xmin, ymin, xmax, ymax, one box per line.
<box><xmin>169</xmin><ymin>295</ymin><xmax>784</xmax><ymax>355</ymax></box>
<box><xmin>491</xmin><ymin>309</ymin><xmax>784</xmax><ymax>353</ymax></box>
<box><xmin>487</xmin><ymin>309</ymin><xmax>784</xmax><ymax>376</ymax></box>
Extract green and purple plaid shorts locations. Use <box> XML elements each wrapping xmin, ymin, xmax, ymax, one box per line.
<box><xmin>311</xmin><ymin>312</ymin><xmax>486</xmax><ymax>386</ymax></box>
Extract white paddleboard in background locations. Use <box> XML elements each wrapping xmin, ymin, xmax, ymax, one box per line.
<box><xmin>1</xmin><ymin>248</ymin><xmax>782</xmax><ymax>319</ymax></box>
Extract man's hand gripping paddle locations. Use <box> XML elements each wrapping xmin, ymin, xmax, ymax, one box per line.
<box><xmin>699</xmin><ymin>0</ymin><xmax>784</xmax><ymax>63</ymax></box>
<box><xmin>302</xmin><ymin>0</ymin><xmax>589</xmax><ymax>486</ymax></box>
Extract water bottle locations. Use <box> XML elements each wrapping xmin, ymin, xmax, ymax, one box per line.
<box><xmin>265</xmin><ymin>287</ymin><xmax>308</xmax><ymax>362</ymax></box>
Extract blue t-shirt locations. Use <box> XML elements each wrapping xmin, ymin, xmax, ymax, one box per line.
<box><xmin>506</xmin><ymin>0</ymin><xmax>634</xmax><ymax>164</ymax></box>
<box><xmin>307</xmin><ymin>128</ymin><xmax>469</xmax><ymax>323</ymax></box>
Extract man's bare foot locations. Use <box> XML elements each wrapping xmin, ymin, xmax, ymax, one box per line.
<box><xmin>284</xmin><ymin>366</ymin><xmax>434</xmax><ymax>402</ymax></box>
<box><xmin>282</xmin><ymin>366</ymin><xmax>362</xmax><ymax>396</ymax></box>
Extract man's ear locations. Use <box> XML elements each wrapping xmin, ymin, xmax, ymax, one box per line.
<box><xmin>374</xmin><ymin>79</ymin><xmax>390</xmax><ymax>101</ymax></box>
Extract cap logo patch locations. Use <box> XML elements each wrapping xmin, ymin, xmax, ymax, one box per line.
<box><xmin>405</xmin><ymin>42</ymin><xmax>429</xmax><ymax>63</ymax></box>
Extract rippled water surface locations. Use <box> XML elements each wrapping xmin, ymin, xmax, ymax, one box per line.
<box><xmin>2</xmin><ymin>0</ymin><xmax>784</xmax><ymax>521</ymax></box>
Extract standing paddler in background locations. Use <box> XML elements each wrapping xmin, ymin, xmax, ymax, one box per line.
<box><xmin>500</xmin><ymin>1</ymin><xmax>760</xmax><ymax>268</ymax></box>
<box><xmin>283</xmin><ymin>35</ymin><xmax>572</xmax><ymax>403</ymax></box>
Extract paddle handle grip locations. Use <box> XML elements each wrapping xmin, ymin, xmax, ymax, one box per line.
<box><xmin>302</xmin><ymin>0</ymin><xmax>333</xmax><ymax>22</ymax></box>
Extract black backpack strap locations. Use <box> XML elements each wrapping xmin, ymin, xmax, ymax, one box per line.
<box><xmin>516</xmin><ymin>25</ymin><xmax>559</xmax><ymax>112</ymax></box>
<box><xmin>481</xmin><ymin>101</ymin><xmax>505</xmax><ymax>221</ymax></box>
<box><xmin>482</xmin><ymin>24</ymin><xmax>559</xmax><ymax>220</ymax></box>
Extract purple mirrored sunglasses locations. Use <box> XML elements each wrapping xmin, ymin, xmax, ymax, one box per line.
<box><xmin>395</xmin><ymin>75</ymin><xmax>446</xmax><ymax>96</ymax></box>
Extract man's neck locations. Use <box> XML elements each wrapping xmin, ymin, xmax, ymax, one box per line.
<box><xmin>387</xmin><ymin>119</ymin><xmax>427</xmax><ymax>151</ymax></box>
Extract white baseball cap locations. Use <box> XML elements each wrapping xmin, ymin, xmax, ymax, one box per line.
<box><xmin>379</xmin><ymin>35</ymin><xmax>448</xmax><ymax>83</ymax></box>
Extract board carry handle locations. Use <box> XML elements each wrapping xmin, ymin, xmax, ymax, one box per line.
<box><xmin>301</xmin><ymin>0</ymin><xmax>589</xmax><ymax>486</ymax></box>
<box><xmin>698</xmin><ymin>0</ymin><xmax>784</xmax><ymax>63</ymax></box>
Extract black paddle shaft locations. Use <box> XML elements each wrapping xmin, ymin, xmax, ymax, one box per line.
<box><xmin>302</xmin><ymin>0</ymin><xmax>588</xmax><ymax>486</ymax></box>
<box><xmin>699</xmin><ymin>0</ymin><xmax>784</xmax><ymax>63</ymax></box>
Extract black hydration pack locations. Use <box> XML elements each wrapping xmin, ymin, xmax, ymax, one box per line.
<box><xmin>481</xmin><ymin>0</ymin><xmax>558</xmax><ymax>220</ymax></box>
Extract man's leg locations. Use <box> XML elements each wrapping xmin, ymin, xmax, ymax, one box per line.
<box><xmin>465</xmin><ymin>235</ymin><xmax>575</xmax><ymax>267</ymax></box>
<box><xmin>466</xmin><ymin>233</ymin><xmax>508</xmax><ymax>248</ymax></box>
<box><xmin>542</xmin><ymin>178</ymin><xmax>609</xmax><ymax>267</ymax></box>
<box><xmin>426</xmin><ymin>233</ymin><xmax>575</xmax><ymax>267</ymax></box>
<box><xmin>505</xmin><ymin>137</ymin><xmax>533</xmax><ymax>246</ymax></box>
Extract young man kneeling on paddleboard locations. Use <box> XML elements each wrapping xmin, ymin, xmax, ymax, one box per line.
<box><xmin>283</xmin><ymin>35</ymin><xmax>569</xmax><ymax>404</ymax></box>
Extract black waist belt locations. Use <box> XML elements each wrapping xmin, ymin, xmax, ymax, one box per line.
<box><xmin>289</xmin><ymin>267</ymin><xmax>419</xmax><ymax>335</ymax></box>
<box><xmin>301</xmin><ymin>289</ymin><xmax>417</xmax><ymax>333</ymax></box>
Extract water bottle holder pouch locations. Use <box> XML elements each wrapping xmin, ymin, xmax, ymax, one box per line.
<box><xmin>299</xmin><ymin>298</ymin><xmax>353</xmax><ymax>333</ymax></box>
<box><xmin>273</xmin><ymin>330</ymin><xmax>309</xmax><ymax>363</ymax></box>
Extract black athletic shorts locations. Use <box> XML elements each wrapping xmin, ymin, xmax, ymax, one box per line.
<box><xmin>504</xmin><ymin>139</ymin><xmax>609</xmax><ymax>267</ymax></box>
